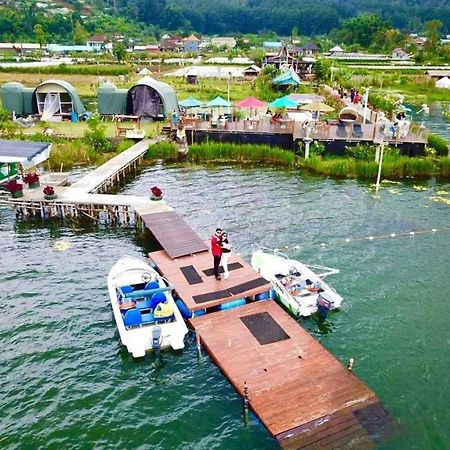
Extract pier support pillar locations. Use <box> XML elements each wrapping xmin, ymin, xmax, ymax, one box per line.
<box><xmin>304</xmin><ymin>137</ymin><xmax>313</xmax><ymax>160</ymax></box>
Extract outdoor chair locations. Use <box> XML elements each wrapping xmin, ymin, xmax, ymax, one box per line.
<box><xmin>336</xmin><ymin>122</ymin><xmax>347</xmax><ymax>138</ymax></box>
<box><xmin>352</xmin><ymin>123</ymin><xmax>363</xmax><ymax>138</ymax></box>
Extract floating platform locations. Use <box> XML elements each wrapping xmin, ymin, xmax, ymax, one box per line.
<box><xmin>149</xmin><ymin>244</ymin><xmax>270</xmax><ymax>311</ymax></box>
<box><xmin>191</xmin><ymin>300</ymin><xmax>392</xmax><ymax>449</ymax></box>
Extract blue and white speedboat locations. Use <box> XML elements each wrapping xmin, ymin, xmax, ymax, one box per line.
<box><xmin>107</xmin><ymin>256</ymin><xmax>188</xmax><ymax>358</ymax></box>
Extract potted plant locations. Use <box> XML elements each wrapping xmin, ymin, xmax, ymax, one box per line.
<box><xmin>43</xmin><ymin>185</ymin><xmax>57</xmax><ymax>200</ymax></box>
<box><xmin>23</xmin><ymin>172</ymin><xmax>40</xmax><ymax>189</ymax></box>
<box><xmin>150</xmin><ymin>185</ymin><xmax>163</xmax><ymax>201</ymax></box>
<box><xmin>6</xmin><ymin>180</ymin><xmax>24</xmax><ymax>198</ymax></box>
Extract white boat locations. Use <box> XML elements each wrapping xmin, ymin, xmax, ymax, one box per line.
<box><xmin>251</xmin><ymin>246</ymin><xmax>343</xmax><ymax>317</ymax></box>
<box><xmin>107</xmin><ymin>256</ymin><xmax>188</xmax><ymax>358</ymax></box>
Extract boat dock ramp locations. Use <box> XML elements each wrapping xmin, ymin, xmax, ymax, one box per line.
<box><xmin>148</xmin><ymin>238</ymin><xmax>392</xmax><ymax>448</ymax></box>
<box><xmin>2</xmin><ymin>137</ymin><xmax>392</xmax><ymax>448</ymax></box>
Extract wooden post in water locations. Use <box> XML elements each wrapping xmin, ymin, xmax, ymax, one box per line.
<box><xmin>243</xmin><ymin>381</ymin><xmax>250</xmax><ymax>426</ymax></box>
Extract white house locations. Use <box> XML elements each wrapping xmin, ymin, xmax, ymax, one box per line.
<box><xmin>392</xmin><ymin>48</ymin><xmax>410</xmax><ymax>60</ymax></box>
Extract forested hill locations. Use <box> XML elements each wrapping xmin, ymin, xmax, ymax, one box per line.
<box><xmin>0</xmin><ymin>0</ymin><xmax>449</xmax><ymax>43</ymax></box>
<box><xmin>121</xmin><ymin>0</ymin><xmax>450</xmax><ymax>35</ymax></box>
<box><xmin>173</xmin><ymin>0</ymin><xmax>448</xmax><ymax>35</ymax></box>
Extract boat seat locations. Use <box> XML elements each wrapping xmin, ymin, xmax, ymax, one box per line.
<box><xmin>150</xmin><ymin>292</ymin><xmax>167</xmax><ymax>309</ymax></box>
<box><xmin>123</xmin><ymin>309</ymin><xmax>142</xmax><ymax>328</ymax></box>
<box><xmin>141</xmin><ymin>312</ymin><xmax>175</xmax><ymax>324</ymax></box>
<box><xmin>124</xmin><ymin>286</ymin><xmax>170</xmax><ymax>300</ymax></box>
<box><xmin>145</xmin><ymin>281</ymin><xmax>159</xmax><ymax>290</ymax></box>
<box><xmin>117</xmin><ymin>285</ymin><xmax>133</xmax><ymax>301</ymax></box>
<box><xmin>135</xmin><ymin>299</ymin><xmax>153</xmax><ymax>311</ymax></box>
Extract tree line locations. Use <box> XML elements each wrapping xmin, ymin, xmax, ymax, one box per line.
<box><xmin>0</xmin><ymin>0</ymin><xmax>449</xmax><ymax>46</ymax></box>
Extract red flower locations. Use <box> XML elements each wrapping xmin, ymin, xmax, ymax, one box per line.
<box><xmin>43</xmin><ymin>185</ymin><xmax>55</xmax><ymax>196</ymax></box>
<box><xmin>6</xmin><ymin>180</ymin><xmax>23</xmax><ymax>193</ymax></box>
<box><xmin>23</xmin><ymin>172</ymin><xmax>40</xmax><ymax>184</ymax></box>
<box><xmin>151</xmin><ymin>186</ymin><xmax>162</xmax><ymax>197</ymax></box>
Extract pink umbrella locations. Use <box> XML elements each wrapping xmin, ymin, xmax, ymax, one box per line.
<box><xmin>235</xmin><ymin>97</ymin><xmax>266</xmax><ymax>108</ymax></box>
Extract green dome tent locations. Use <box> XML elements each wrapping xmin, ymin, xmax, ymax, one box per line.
<box><xmin>97</xmin><ymin>76</ymin><xmax>178</xmax><ymax>119</ymax></box>
<box><xmin>0</xmin><ymin>80</ymin><xmax>85</xmax><ymax>118</ymax></box>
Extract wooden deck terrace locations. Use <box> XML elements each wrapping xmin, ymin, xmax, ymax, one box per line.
<box><xmin>170</xmin><ymin>119</ymin><xmax>427</xmax><ymax>147</ymax></box>
<box><xmin>149</xmin><ymin>244</ymin><xmax>270</xmax><ymax>311</ymax></box>
<box><xmin>191</xmin><ymin>300</ymin><xmax>392</xmax><ymax>449</ymax></box>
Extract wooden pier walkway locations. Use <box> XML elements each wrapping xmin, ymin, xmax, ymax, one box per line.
<box><xmin>71</xmin><ymin>139</ymin><xmax>151</xmax><ymax>193</ymax></box>
<box><xmin>191</xmin><ymin>301</ymin><xmax>391</xmax><ymax>449</ymax></box>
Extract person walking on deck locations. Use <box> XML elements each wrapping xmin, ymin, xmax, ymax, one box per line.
<box><xmin>211</xmin><ymin>228</ymin><xmax>223</xmax><ymax>280</ymax></box>
<box><xmin>220</xmin><ymin>232</ymin><xmax>232</xmax><ymax>279</ymax></box>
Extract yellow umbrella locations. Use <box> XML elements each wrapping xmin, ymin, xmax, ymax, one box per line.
<box><xmin>299</xmin><ymin>101</ymin><xmax>334</xmax><ymax>120</ymax></box>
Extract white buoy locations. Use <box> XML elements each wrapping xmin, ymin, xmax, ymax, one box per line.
<box><xmin>432</xmin><ymin>229</ymin><xmax>437</xmax><ymax>232</ymax></box>
<box><xmin>320</xmin><ymin>242</ymin><xmax>326</xmax><ymax>247</ymax></box>
<box><xmin>345</xmin><ymin>238</ymin><xmax>350</xmax><ymax>242</ymax></box>
<box><xmin>410</xmin><ymin>231</ymin><xmax>415</xmax><ymax>236</ymax></box>
<box><xmin>390</xmin><ymin>233</ymin><xmax>396</xmax><ymax>237</ymax></box>
<box><xmin>294</xmin><ymin>245</ymin><xmax>300</xmax><ymax>250</ymax></box>
<box><xmin>368</xmin><ymin>236</ymin><xmax>374</xmax><ymax>240</ymax></box>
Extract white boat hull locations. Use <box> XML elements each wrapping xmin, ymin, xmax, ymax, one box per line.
<box><xmin>251</xmin><ymin>249</ymin><xmax>343</xmax><ymax>317</ymax></box>
<box><xmin>108</xmin><ymin>256</ymin><xmax>188</xmax><ymax>358</ymax></box>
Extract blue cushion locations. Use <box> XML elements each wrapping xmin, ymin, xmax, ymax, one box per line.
<box><xmin>136</xmin><ymin>299</ymin><xmax>152</xmax><ymax>310</ymax></box>
<box><xmin>141</xmin><ymin>312</ymin><xmax>174</xmax><ymax>323</ymax></box>
<box><xmin>120</xmin><ymin>285</ymin><xmax>134</xmax><ymax>294</ymax></box>
<box><xmin>123</xmin><ymin>309</ymin><xmax>142</xmax><ymax>327</ymax></box>
<box><xmin>145</xmin><ymin>281</ymin><xmax>159</xmax><ymax>291</ymax></box>
<box><xmin>150</xmin><ymin>292</ymin><xmax>166</xmax><ymax>309</ymax></box>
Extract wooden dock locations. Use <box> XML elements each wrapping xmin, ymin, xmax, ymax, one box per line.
<box><xmin>191</xmin><ymin>301</ymin><xmax>392</xmax><ymax>449</ymax></box>
<box><xmin>167</xmin><ymin>117</ymin><xmax>427</xmax><ymax>156</ymax></box>
<box><xmin>71</xmin><ymin>139</ymin><xmax>151</xmax><ymax>194</ymax></box>
<box><xmin>149</xmin><ymin>246</ymin><xmax>270</xmax><ymax>310</ymax></box>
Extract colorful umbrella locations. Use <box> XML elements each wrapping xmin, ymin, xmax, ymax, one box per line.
<box><xmin>206</xmin><ymin>96</ymin><xmax>231</xmax><ymax>107</ymax></box>
<box><xmin>179</xmin><ymin>97</ymin><xmax>203</xmax><ymax>108</ymax></box>
<box><xmin>234</xmin><ymin>97</ymin><xmax>266</xmax><ymax>108</ymax></box>
<box><xmin>269</xmin><ymin>96</ymin><xmax>299</xmax><ymax>109</ymax></box>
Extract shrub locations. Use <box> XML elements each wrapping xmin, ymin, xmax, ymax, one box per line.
<box><xmin>84</xmin><ymin>114</ymin><xmax>113</xmax><ymax>153</ymax></box>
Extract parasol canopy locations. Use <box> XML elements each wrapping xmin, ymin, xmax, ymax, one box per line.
<box><xmin>299</xmin><ymin>101</ymin><xmax>334</xmax><ymax>112</ymax></box>
<box><xmin>179</xmin><ymin>97</ymin><xmax>203</xmax><ymax>108</ymax></box>
<box><xmin>234</xmin><ymin>97</ymin><xmax>266</xmax><ymax>108</ymax></box>
<box><xmin>206</xmin><ymin>96</ymin><xmax>231</xmax><ymax>107</ymax></box>
<box><xmin>269</xmin><ymin>96</ymin><xmax>299</xmax><ymax>109</ymax></box>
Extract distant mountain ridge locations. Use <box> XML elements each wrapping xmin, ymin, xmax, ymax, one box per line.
<box><xmin>0</xmin><ymin>0</ymin><xmax>449</xmax><ymax>43</ymax></box>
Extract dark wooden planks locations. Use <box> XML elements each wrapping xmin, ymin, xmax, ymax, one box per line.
<box><xmin>141</xmin><ymin>211</ymin><xmax>208</xmax><ymax>259</ymax></box>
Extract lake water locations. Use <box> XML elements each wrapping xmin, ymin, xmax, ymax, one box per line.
<box><xmin>408</xmin><ymin>101</ymin><xmax>450</xmax><ymax>140</ymax></box>
<box><xmin>1</xmin><ymin>164</ymin><xmax>449</xmax><ymax>449</ymax></box>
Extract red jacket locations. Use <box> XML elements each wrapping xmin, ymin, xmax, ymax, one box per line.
<box><xmin>211</xmin><ymin>235</ymin><xmax>222</xmax><ymax>256</ymax></box>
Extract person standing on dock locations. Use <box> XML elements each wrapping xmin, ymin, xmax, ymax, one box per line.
<box><xmin>211</xmin><ymin>228</ymin><xmax>223</xmax><ymax>281</ymax></box>
<box><xmin>220</xmin><ymin>232</ymin><xmax>232</xmax><ymax>279</ymax></box>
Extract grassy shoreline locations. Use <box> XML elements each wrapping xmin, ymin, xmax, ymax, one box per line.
<box><xmin>146</xmin><ymin>141</ymin><xmax>450</xmax><ymax>180</ymax></box>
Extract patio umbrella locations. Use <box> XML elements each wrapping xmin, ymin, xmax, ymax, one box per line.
<box><xmin>206</xmin><ymin>96</ymin><xmax>231</xmax><ymax>108</ymax></box>
<box><xmin>179</xmin><ymin>97</ymin><xmax>203</xmax><ymax>108</ymax></box>
<box><xmin>299</xmin><ymin>101</ymin><xmax>334</xmax><ymax>120</ymax></box>
<box><xmin>234</xmin><ymin>97</ymin><xmax>266</xmax><ymax>108</ymax></box>
<box><xmin>269</xmin><ymin>96</ymin><xmax>299</xmax><ymax>109</ymax></box>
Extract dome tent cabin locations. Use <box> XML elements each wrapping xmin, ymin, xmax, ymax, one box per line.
<box><xmin>0</xmin><ymin>80</ymin><xmax>85</xmax><ymax>120</ymax></box>
<box><xmin>97</xmin><ymin>76</ymin><xmax>179</xmax><ymax>119</ymax></box>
